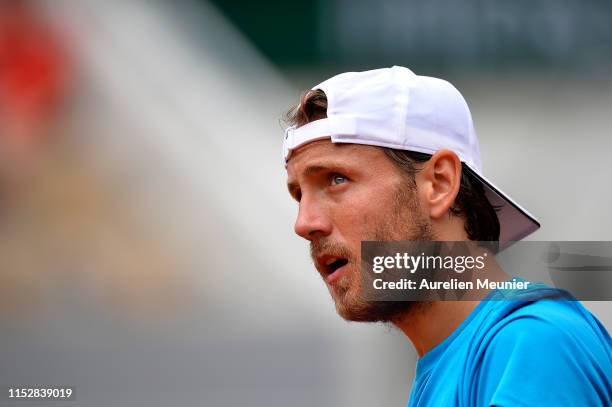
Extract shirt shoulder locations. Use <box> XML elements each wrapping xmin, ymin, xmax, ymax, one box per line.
<box><xmin>473</xmin><ymin>299</ymin><xmax>611</xmax><ymax>406</ymax></box>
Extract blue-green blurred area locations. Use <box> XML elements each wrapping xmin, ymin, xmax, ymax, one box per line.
<box><xmin>209</xmin><ymin>0</ymin><xmax>612</xmax><ymax>74</ymax></box>
<box><xmin>0</xmin><ymin>1</ymin><xmax>610</xmax><ymax>406</ymax></box>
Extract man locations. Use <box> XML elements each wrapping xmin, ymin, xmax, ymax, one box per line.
<box><xmin>282</xmin><ymin>66</ymin><xmax>611</xmax><ymax>406</ymax></box>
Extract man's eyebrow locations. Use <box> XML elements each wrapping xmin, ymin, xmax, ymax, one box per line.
<box><xmin>303</xmin><ymin>164</ymin><xmax>332</xmax><ymax>177</ymax></box>
<box><xmin>286</xmin><ymin>164</ymin><xmax>335</xmax><ymax>198</ymax></box>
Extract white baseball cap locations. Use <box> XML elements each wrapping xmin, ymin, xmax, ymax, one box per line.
<box><xmin>283</xmin><ymin>65</ymin><xmax>540</xmax><ymax>245</ymax></box>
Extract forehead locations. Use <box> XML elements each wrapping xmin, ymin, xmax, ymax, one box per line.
<box><xmin>286</xmin><ymin>139</ymin><xmax>392</xmax><ymax>180</ymax></box>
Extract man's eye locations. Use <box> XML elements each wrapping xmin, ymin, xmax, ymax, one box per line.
<box><xmin>330</xmin><ymin>174</ymin><xmax>348</xmax><ymax>186</ymax></box>
<box><xmin>294</xmin><ymin>190</ymin><xmax>302</xmax><ymax>202</ymax></box>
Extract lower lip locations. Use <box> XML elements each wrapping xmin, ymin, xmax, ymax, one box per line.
<box><xmin>326</xmin><ymin>265</ymin><xmax>347</xmax><ymax>285</ymax></box>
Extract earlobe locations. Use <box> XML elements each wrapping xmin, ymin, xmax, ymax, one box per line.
<box><xmin>423</xmin><ymin>150</ymin><xmax>461</xmax><ymax>219</ymax></box>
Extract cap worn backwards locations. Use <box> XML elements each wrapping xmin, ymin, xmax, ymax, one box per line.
<box><xmin>283</xmin><ymin>66</ymin><xmax>540</xmax><ymax>246</ymax></box>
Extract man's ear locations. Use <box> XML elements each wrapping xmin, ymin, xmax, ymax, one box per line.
<box><xmin>416</xmin><ymin>150</ymin><xmax>462</xmax><ymax>219</ymax></box>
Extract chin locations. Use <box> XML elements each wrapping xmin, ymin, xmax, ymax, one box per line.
<box><xmin>333</xmin><ymin>294</ymin><xmax>414</xmax><ymax>323</ymax></box>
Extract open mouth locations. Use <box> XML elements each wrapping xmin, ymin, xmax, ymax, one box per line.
<box><xmin>326</xmin><ymin>258</ymin><xmax>348</xmax><ymax>273</ymax></box>
<box><xmin>319</xmin><ymin>256</ymin><xmax>349</xmax><ymax>283</ymax></box>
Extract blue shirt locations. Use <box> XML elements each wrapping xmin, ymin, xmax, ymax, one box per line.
<box><xmin>407</xmin><ymin>282</ymin><xmax>612</xmax><ymax>406</ymax></box>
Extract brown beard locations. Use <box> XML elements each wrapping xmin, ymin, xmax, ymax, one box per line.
<box><xmin>310</xmin><ymin>183</ymin><xmax>435</xmax><ymax>323</ymax></box>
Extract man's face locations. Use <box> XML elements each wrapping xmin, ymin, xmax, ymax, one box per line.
<box><xmin>286</xmin><ymin>140</ymin><xmax>434</xmax><ymax>322</ymax></box>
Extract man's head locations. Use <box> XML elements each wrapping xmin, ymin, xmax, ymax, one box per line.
<box><xmin>282</xmin><ymin>66</ymin><xmax>538</xmax><ymax>322</ymax></box>
<box><xmin>285</xmin><ymin>91</ymin><xmax>497</xmax><ymax>322</ymax></box>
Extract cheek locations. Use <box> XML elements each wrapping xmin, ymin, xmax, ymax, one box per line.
<box><xmin>330</xmin><ymin>179</ymin><xmax>408</xmax><ymax>243</ymax></box>
<box><xmin>330</xmin><ymin>201</ymin><xmax>373</xmax><ymax>240</ymax></box>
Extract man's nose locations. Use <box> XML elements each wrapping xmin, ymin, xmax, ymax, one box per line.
<box><xmin>294</xmin><ymin>197</ymin><xmax>332</xmax><ymax>241</ymax></box>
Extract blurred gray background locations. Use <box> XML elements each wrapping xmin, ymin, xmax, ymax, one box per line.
<box><xmin>0</xmin><ymin>0</ymin><xmax>610</xmax><ymax>406</ymax></box>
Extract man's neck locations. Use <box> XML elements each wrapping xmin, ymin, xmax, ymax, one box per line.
<box><xmin>392</xmin><ymin>300</ymin><xmax>481</xmax><ymax>357</ymax></box>
<box><xmin>392</xmin><ymin>254</ymin><xmax>509</xmax><ymax>357</ymax></box>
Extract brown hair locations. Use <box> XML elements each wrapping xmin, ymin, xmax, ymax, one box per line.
<box><xmin>284</xmin><ymin>89</ymin><xmax>501</xmax><ymax>243</ymax></box>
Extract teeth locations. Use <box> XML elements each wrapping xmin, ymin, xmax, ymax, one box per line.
<box><xmin>325</xmin><ymin>258</ymin><xmax>337</xmax><ymax>266</ymax></box>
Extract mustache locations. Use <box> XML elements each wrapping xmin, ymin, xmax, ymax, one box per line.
<box><xmin>310</xmin><ymin>238</ymin><xmax>354</xmax><ymax>263</ymax></box>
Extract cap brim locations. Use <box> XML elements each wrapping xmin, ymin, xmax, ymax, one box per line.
<box><xmin>463</xmin><ymin>165</ymin><xmax>540</xmax><ymax>250</ymax></box>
